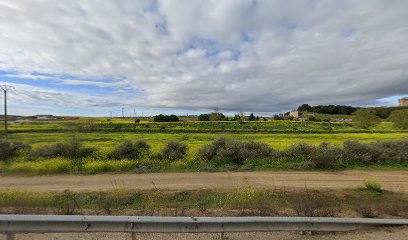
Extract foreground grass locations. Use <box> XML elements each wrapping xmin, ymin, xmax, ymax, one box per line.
<box><xmin>0</xmin><ymin>188</ymin><xmax>406</xmax><ymax>218</ymax></box>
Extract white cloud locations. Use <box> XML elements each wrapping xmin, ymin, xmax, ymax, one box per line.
<box><xmin>0</xmin><ymin>0</ymin><xmax>408</xmax><ymax>114</ymax></box>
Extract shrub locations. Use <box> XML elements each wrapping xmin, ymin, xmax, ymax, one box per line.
<box><xmin>371</xmin><ymin>140</ymin><xmax>408</xmax><ymax>163</ymax></box>
<box><xmin>309</xmin><ymin>143</ymin><xmax>340</xmax><ymax>169</ymax></box>
<box><xmin>388</xmin><ymin>109</ymin><xmax>408</xmax><ymax>129</ymax></box>
<box><xmin>363</xmin><ymin>179</ymin><xmax>383</xmax><ymax>193</ymax></box>
<box><xmin>110</xmin><ymin>140</ymin><xmax>150</xmax><ymax>160</ymax></box>
<box><xmin>197</xmin><ymin>138</ymin><xmax>276</xmax><ymax>165</ymax></box>
<box><xmin>342</xmin><ymin>141</ymin><xmax>379</xmax><ymax>163</ymax></box>
<box><xmin>352</xmin><ymin>109</ymin><xmax>381</xmax><ymax>129</ymax></box>
<box><xmin>282</xmin><ymin>143</ymin><xmax>317</xmax><ymax>159</ymax></box>
<box><xmin>161</xmin><ymin>141</ymin><xmax>188</xmax><ymax>161</ymax></box>
<box><xmin>30</xmin><ymin>138</ymin><xmax>97</xmax><ymax>160</ymax></box>
<box><xmin>0</xmin><ymin>141</ymin><xmax>31</xmax><ymax>161</ymax></box>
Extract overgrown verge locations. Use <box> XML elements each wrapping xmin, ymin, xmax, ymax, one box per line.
<box><xmin>0</xmin><ymin>188</ymin><xmax>406</xmax><ymax>218</ymax></box>
<box><xmin>1</xmin><ymin>138</ymin><xmax>408</xmax><ymax>175</ymax></box>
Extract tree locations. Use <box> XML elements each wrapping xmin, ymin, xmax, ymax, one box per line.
<box><xmin>198</xmin><ymin>114</ymin><xmax>210</xmax><ymax>121</ymax></box>
<box><xmin>248</xmin><ymin>113</ymin><xmax>256</xmax><ymax>121</ymax></box>
<box><xmin>297</xmin><ymin>104</ymin><xmax>312</xmax><ymax>112</ymax></box>
<box><xmin>153</xmin><ymin>114</ymin><xmax>179</xmax><ymax>122</ymax></box>
<box><xmin>209</xmin><ymin>112</ymin><xmax>226</xmax><ymax>121</ymax></box>
<box><xmin>388</xmin><ymin>109</ymin><xmax>408</xmax><ymax>129</ymax></box>
<box><xmin>352</xmin><ymin>109</ymin><xmax>381</xmax><ymax>129</ymax></box>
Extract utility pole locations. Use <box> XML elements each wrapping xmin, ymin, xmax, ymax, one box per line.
<box><xmin>0</xmin><ymin>84</ymin><xmax>14</xmax><ymax>140</ymax></box>
<box><xmin>109</xmin><ymin>111</ymin><xmax>113</xmax><ymax>118</ymax></box>
<box><xmin>121</xmin><ymin>107</ymin><xmax>125</xmax><ymax>118</ymax></box>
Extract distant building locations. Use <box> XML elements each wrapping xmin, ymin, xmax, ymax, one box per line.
<box><xmin>398</xmin><ymin>98</ymin><xmax>408</xmax><ymax>107</ymax></box>
<box><xmin>289</xmin><ymin>111</ymin><xmax>299</xmax><ymax>120</ymax></box>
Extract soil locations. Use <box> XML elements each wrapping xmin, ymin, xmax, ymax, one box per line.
<box><xmin>0</xmin><ymin>170</ymin><xmax>407</xmax><ymax>192</ymax></box>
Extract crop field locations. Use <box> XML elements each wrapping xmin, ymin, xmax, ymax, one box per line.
<box><xmin>1</xmin><ymin>119</ymin><xmax>408</xmax><ymax>175</ymax></box>
<box><xmin>6</xmin><ymin>119</ymin><xmax>408</xmax><ymax>151</ymax></box>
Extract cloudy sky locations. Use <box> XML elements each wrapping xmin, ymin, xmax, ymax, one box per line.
<box><xmin>0</xmin><ymin>0</ymin><xmax>408</xmax><ymax>116</ymax></box>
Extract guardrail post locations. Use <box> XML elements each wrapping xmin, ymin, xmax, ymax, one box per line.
<box><xmin>220</xmin><ymin>232</ymin><xmax>225</xmax><ymax>240</ymax></box>
<box><xmin>131</xmin><ymin>232</ymin><xmax>136</xmax><ymax>240</ymax></box>
<box><xmin>6</xmin><ymin>233</ymin><xmax>15</xmax><ymax>240</ymax></box>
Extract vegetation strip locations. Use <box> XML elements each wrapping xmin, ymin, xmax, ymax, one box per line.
<box><xmin>0</xmin><ymin>187</ymin><xmax>407</xmax><ymax>218</ymax></box>
<box><xmin>1</xmin><ymin>136</ymin><xmax>408</xmax><ymax>175</ymax></box>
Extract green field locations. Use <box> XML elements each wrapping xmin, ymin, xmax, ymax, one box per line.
<box><xmin>7</xmin><ymin>120</ymin><xmax>408</xmax><ymax>152</ymax></box>
<box><xmin>2</xmin><ymin>119</ymin><xmax>408</xmax><ymax>174</ymax></box>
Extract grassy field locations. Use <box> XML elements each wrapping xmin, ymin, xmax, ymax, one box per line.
<box><xmin>2</xmin><ymin>119</ymin><xmax>408</xmax><ymax>174</ymax></box>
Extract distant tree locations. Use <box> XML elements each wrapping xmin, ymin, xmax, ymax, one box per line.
<box><xmin>308</xmin><ymin>105</ymin><xmax>357</xmax><ymax>115</ymax></box>
<box><xmin>134</xmin><ymin>119</ymin><xmax>141</xmax><ymax>123</ymax></box>
<box><xmin>153</xmin><ymin>114</ymin><xmax>179</xmax><ymax>122</ymax></box>
<box><xmin>273</xmin><ymin>114</ymin><xmax>284</xmax><ymax>120</ymax></box>
<box><xmin>198</xmin><ymin>114</ymin><xmax>210</xmax><ymax>121</ymax></box>
<box><xmin>209</xmin><ymin>112</ymin><xmax>226</xmax><ymax>121</ymax></box>
<box><xmin>388</xmin><ymin>109</ymin><xmax>408</xmax><ymax>129</ymax></box>
<box><xmin>232</xmin><ymin>112</ymin><xmax>244</xmax><ymax>124</ymax></box>
<box><xmin>297</xmin><ymin>104</ymin><xmax>312</xmax><ymax>112</ymax></box>
<box><xmin>352</xmin><ymin>109</ymin><xmax>381</xmax><ymax>129</ymax></box>
<box><xmin>248</xmin><ymin>113</ymin><xmax>256</xmax><ymax>121</ymax></box>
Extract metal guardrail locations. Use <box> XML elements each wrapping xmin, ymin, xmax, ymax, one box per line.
<box><xmin>0</xmin><ymin>215</ymin><xmax>407</xmax><ymax>240</ymax></box>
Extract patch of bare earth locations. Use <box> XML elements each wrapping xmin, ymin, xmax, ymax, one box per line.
<box><xmin>0</xmin><ymin>170</ymin><xmax>407</xmax><ymax>192</ymax></box>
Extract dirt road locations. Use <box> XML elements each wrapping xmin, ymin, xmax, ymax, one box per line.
<box><xmin>0</xmin><ymin>170</ymin><xmax>407</xmax><ymax>192</ymax></box>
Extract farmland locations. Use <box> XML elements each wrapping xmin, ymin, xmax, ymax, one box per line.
<box><xmin>1</xmin><ymin>119</ymin><xmax>408</xmax><ymax>175</ymax></box>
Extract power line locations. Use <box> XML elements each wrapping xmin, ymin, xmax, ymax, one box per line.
<box><xmin>0</xmin><ymin>84</ymin><xmax>14</xmax><ymax>140</ymax></box>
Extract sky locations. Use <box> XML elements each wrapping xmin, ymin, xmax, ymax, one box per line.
<box><xmin>0</xmin><ymin>0</ymin><xmax>408</xmax><ymax>117</ymax></box>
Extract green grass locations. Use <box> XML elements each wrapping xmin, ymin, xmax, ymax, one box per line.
<box><xmin>7</xmin><ymin>158</ymin><xmax>73</xmax><ymax>175</ymax></box>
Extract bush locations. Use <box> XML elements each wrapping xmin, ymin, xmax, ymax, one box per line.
<box><xmin>110</xmin><ymin>140</ymin><xmax>150</xmax><ymax>160</ymax></box>
<box><xmin>388</xmin><ymin>109</ymin><xmax>408</xmax><ymax>129</ymax></box>
<box><xmin>352</xmin><ymin>109</ymin><xmax>381</xmax><ymax>129</ymax></box>
<box><xmin>370</xmin><ymin>140</ymin><xmax>408</xmax><ymax>163</ymax></box>
<box><xmin>30</xmin><ymin>138</ymin><xmax>97</xmax><ymax>160</ymax></box>
<box><xmin>198</xmin><ymin>138</ymin><xmax>276</xmax><ymax>165</ymax></box>
<box><xmin>282</xmin><ymin>143</ymin><xmax>316</xmax><ymax>159</ymax></box>
<box><xmin>363</xmin><ymin>179</ymin><xmax>382</xmax><ymax>193</ymax></box>
<box><xmin>342</xmin><ymin>141</ymin><xmax>379</xmax><ymax>163</ymax></box>
<box><xmin>161</xmin><ymin>141</ymin><xmax>188</xmax><ymax>161</ymax></box>
<box><xmin>309</xmin><ymin>143</ymin><xmax>340</xmax><ymax>169</ymax></box>
<box><xmin>0</xmin><ymin>141</ymin><xmax>31</xmax><ymax>161</ymax></box>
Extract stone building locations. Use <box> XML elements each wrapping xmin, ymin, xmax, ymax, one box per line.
<box><xmin>399</xmin><ymin>98</ymin><xmax>408</xmax><ymax>107</ymax></box>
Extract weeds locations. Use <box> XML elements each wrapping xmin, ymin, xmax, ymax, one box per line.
<box><xmin>0</xmin><ymin>188</ymin><xmax>406</xmax><ymax>218</ymax></box>
<box><xmin>362</xmin><ymin>179</ymin><xmax>383</xmax><ymax>193</ymax></box>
